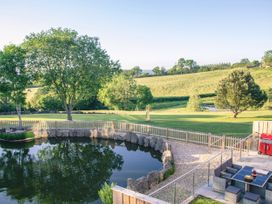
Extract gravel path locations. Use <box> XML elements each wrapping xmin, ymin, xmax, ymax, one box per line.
<box><xmin>147</xmin><ymin>139</ymin><xmax>221</xmax><ymax>203</ymax></box>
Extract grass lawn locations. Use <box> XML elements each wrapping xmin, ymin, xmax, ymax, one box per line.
<box><xmin>190</xmin><ymin>196</ymin><xmax>221</xmax><ymax>204</ymax></box>
<box><xmin>1</xmin><ymin>108</ymin><xmax>271</xmax><ymax>137</ymax></box>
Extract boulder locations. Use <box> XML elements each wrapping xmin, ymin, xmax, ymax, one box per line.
<box><xmin>113</xmin><ymin>134</ymin><xmax>124</xmax><ymax>141</ymax></box>
<box><xmin>130</xmin><ymin>133</ymin><xmax>138</xmax><ymax>144</ymax></box>
<box><xmin>144</xmin><ymin>137</ymin><xmax>150</xmax><ymax>147</ymax></box>
<box><xmin>162</xmin><ymin>150</ymin><xmax>172</xmax><ymax>165</ymax></box>
<box><xmin>127</xmin><ymin>177</ymin><xmax>149</xmax><ymax>193</ymax></box>
<box><xmin>149</xmin><ymin>137</ymin><xmax>157</xmax><ymax>148</ymax></box>
<box><xmin>155</xmin><ymin>138</ymin><xmax>164</xmax><ymax>152</ymax></box>
<box><xmin>147</xmin><ymin>171</ymin><xmax>160</xmax><ymax>188</ymax></box>
<box><xmin>137</xmin><ymin>135</ymin><xmax>145</xmax><ymax>146</ymax></box>
<box><xmin>124</xmin><ymin>132</ymin><xmax>138</xmax><ymax>143</ymax></box>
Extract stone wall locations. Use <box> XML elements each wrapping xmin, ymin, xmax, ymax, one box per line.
<box><xmin>34</xmin><ymin>127</ymin><xmax>174</xmax><ymax>193</ymax></box>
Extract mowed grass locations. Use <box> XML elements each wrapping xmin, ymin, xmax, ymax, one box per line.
<box><xmin>1</xmin><ymin>108</ymin><xmax>271</xmax><ymax>137</ymax></box>
<box><xmin>136</xmin><ymin>68</ymin><xmax>272</xmax><ymax>97</ymax></box>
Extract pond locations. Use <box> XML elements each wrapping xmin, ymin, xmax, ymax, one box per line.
<box><xmin>0</xmin><ymin>138</ymin><xmax>162</xmax><ymax>204</ymax></box>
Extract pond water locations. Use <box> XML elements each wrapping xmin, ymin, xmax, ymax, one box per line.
<box><xmin>0</xmin><ymin>138</ymin><xmax>162</xmax><ymax>204</ymax></box>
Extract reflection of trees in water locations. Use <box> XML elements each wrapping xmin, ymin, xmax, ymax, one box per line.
<box><xmin>0</xmin><ymin>140</ymin><xmax>124</xmax><ymax>203</ymax></box>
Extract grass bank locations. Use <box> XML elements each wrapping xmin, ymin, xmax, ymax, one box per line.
<box><xmin>136</xmin><ymin>68</ymin><xmax>272</xmax><ymax>97</ymax></box>
<box><xmin>0</xmin><ymin>109</ymin><xmax>271</xmax><ymax>137</ymax></box>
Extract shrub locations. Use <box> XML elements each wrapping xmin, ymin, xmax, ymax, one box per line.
<box><xmin>0</xmin><ymin>131</ymin><xmax>34</xmax><ymax>141</ymax></box>
<box><xmin>136</xmin><ymin>85</ymin><xmax>153</xmax><ymax>110</ymax></box>
<box><xmin>187</xmin><ymin>94</ymin><xmax>202</xmax><ymax>112</ymax></box>
<box><xmin>98</xmin><ymin>182</ymin><xmax>115</xmax><ymax>204</ymax></box>
<box><xmin>163</xmin><ymin>162</ymin><xmax>175</xmax><ymax>180</ymax></box>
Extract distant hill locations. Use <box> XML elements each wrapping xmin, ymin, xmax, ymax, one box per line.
<box><xmin>136</xmin><ymin>68</ymin><xmax>272</xmax><ymax>97</ymax></box>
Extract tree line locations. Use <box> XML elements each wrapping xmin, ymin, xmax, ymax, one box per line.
<box><xmin>0</xmin><ymin>28</ymin><xmax>153</xmax><ymax>123</ymax></box>
<box><xmin>125</xmin><ymin>51</ymin><xmax>272</xmax><ymax>78</ymax></box>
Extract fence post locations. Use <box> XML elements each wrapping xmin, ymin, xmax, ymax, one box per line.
<box><xmin>239</xmin><ymin>141</ymin><xmax>242</xmax><ymax>161</ymax></box>
<box><xmin>207</xmin><ymin>162</ymin><xmax>210</xmax><ymax>187</ymax></box>
<box><xmin>174</xmin><ymin>183</ymin><xmax>177</xmax><ymax>204</ymax></box>
<box><xmin>166</xmin><ymin>128</ymin><xmax>169</xmax><ymax>140</ymax></box>
<box><xmin>222</xmin><ymin>135</ymin><xmax>225</xmax><ymax>150</ymax></box>
<box><xmin>186</xmin><ymin>132</ymin><xmax>189</xmax><ymax>143</ymax></box>
<box><xmin>192</xmin><ymin>172</ymin><xmax>195</xmax><ymax>196</ymax></box>
<box><xmin>208</xmin><ymin>133</ymin><xmax>211</xmax><ymax>153</ymax></box>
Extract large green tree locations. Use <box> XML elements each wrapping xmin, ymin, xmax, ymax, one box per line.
<box><xmin>98</xmin><ymin>74</ymin><xmax>137</xmax><ymax>110</ymax></box>
<box><xmin>215</xmin><ymin>70</ymin><xmax>267</xmax><ymax>118</ymax></box>
<box><xmin>0</xmin><ymin>45</ymin><xmax>31</xmax><ymax>128</ymax></box>
<box><xmin>23</xmin><ymin>28</ymin><xmax>119</xmax><ymax>120</ymax></box>
<box><xmin>262</xmin><ymin>50</ymin><xmax>272</xmax><ymax>68</ymax></box>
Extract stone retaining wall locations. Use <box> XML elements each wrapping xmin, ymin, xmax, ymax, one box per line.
<box><xmin>34</xmin><ymin>127</ymin><xmax>174</xmax><ymax>193</ymax></box>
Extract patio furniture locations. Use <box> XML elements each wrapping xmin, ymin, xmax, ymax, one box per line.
<box><xmin>265</xmin><ymin>182</ymin><xmax>272</xmax><ymax>203</ymax></box>
<box><xmin>212</xmin><ymin>158</ymin><xmax>241</xmax><ymax>193</ymax></box>
<box><xmin>243</xmin><ymin>192</ymin><xmax>260</xmax><ymax>204</ymax></box>
<box><xmin>224</xmin><ymin>185</ymin><xmax>241</xmax><ymax>204</ymax></box>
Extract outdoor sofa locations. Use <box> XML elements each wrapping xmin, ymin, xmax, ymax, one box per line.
<box><xmin>212</xmin><ymin>158</ymin><xmax>242</xmax><ymax>193</ymax></box>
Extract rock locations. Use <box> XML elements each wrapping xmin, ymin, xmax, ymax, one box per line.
<box><xmin>162</xmin><ymin>150</ymin><xmax>172</xmax><ymax>165</ymax></box>
<box><xmin>147</xmin><ymin>171</ymin><xmax>160</xmax><ymax>188</ymax></box>
<box><xmin>130</xmin><ymin>133</ymin><xmax>138</xmax><ymax>144</ymax></box>
<box><xmin>144</xmin><ymin>137</ymin><xmax>150</xmax><ymax>147</ymax></box>
<box><xmin>113</xmin><ymin>134</ymin><xmax>124</xmax><ymax>141</ymax></box>
<box><xmin>137</xmin><ymin>135</ymin><xmax>145</xmax><ymax>146</ymax></box>
<box><xmin>149</xmin><ymin>137</ymin><xmax>157</xmax><ymax>148</ymax></box>
<box><xmin>124</xmin><ymin>132</ymin><xmax>132</xmax><ymax>142</ymax></box>
<box><xmin>91</xmin><ymin>129</ymin><xmax>98</xmax><ymax>138</ymax></box>
<box><xmin>155</xmin><ymin>138</ymin><xmax>164</xmax><ymax>152</ymax></box>
<box><xmin>127</xmin><ymin>177</ymin><xmax>149</xmax><ymax>193</ymax></box>
<box><xmin>124</xmin><ymin>132</ymin><xmax>138</xmax><ymax>143</ymax></box>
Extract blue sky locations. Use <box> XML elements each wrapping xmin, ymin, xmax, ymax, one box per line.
<box><xmin>0</xmin><ymin>0</ymin><xmax>271</xmax><ymax>69</ymax></box>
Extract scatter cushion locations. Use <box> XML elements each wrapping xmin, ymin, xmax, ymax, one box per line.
<box><xmin>226</xmin><ymin>167</ymin><xmax>238</xmax><ymax>174</ymax></box>
<box><xmin>267</xmin><ymin>182</ymin><xmax>272</xmax><ymax>190</ymax></box>
<box><xmin>226</xmin><ymin>186</ymin><xmax>241</xmax><ymax>194</ymax></box>
<box><xmin>244</xmin><ymin>192</ymin><xmax>260</xmax><ymax>201</ymax></box>
<box><xmin>232</xmin><ymin>164</ymin><xmax>242</xmax><ymax>170</ymax></box>
<box><xmin>220</xmin><ymin>171</ymin><xmax>232</xmax><ymax>179</ymax></box>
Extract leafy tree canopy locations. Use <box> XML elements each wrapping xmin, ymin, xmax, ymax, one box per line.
<box><xmin>23</xmin><ymin>28</ymin><xmax>120</xmax><ymax>120</ymax></box>
<box><xmin>0</xmin><ymin>44</ymin><xmax>32</xmax><ymax>127</ymax></box>
<box><xmin>262</xmin><ymin>50</ymin><xmax>272</xmax><ymax>68</ymax></box>
<box><xmin>215</xmin><ymin>70</ymin><xmax>267</xmax><ymax>118</ymax></box>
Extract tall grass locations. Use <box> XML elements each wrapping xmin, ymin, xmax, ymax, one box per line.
<box><xmin>136</xmin><ymin>68</ymin><xmax>272</xmax><ymax>97</ymax></box>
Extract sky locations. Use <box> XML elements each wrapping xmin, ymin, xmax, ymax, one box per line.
<box><xmin>0</xmin><ymin>0</ymin><xmax>272</xmax><ymax>70</ymax></box>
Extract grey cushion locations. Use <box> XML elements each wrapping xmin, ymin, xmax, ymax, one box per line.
<box><xmin>220</xmin><ymin>171</ymin><xmax>232</xmax><ymax>179</ymax></box>
<box><xmin>244</xmin><ymin>192</ymin><xmax>260</xmax><ymax>201</ymax></box>
<box><xmin>232</xmin><ymin>164</ymin><xmax>242</xmax><ymax>170</ymax></box>
<box><xmin>226</xmin><ymin>186</ymin><xmax>241</xmax><ymax>194</ymax></box>
<box><xmin>226</xmin><ymin>167</ymin><xmax>238</xmax><ymax>174</ymax></box>
<box><xmin>267</xmin><ymin>182</ymin><xmax>272</xmax><ymax>190</ymax></box>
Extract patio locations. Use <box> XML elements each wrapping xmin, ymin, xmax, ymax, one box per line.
<box><xmin>198</xmin><ymin>152</ymin><xmax>272</xmax><ymax>204</ymax></box>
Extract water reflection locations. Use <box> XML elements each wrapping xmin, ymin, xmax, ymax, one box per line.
<box><xmin>0</xmin><ymin>138</ymin><xmax>162</xmax><ymax>204</ymax></box>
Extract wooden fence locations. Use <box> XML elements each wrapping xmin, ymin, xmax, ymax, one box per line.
<box><xmin>112</xmin><ymin>186</ymin><xmax>169</xmax><ymax>204</ymax></box>
<box><xmin>0</xmin><ymin>120</ymin><xmax>252</xmax><ymax>151</ymax></box>
<box><xmin>253</xmin><ymin>121</ymin><xmax>272</xmax><ymax>135</ymax></box>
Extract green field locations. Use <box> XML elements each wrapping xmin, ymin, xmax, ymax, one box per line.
<box><xmin>1</xmin><ymin>108</ymin><xmax>271</xmax><ymax>137</ymax></box>
<box><xmin>136</xmin><ymin>68</ymin><xmax>272</xmax><ymax>97</ymax></box>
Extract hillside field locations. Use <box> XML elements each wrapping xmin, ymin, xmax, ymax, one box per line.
<box><xmin>136</xmin><ymin>68</ymin><xmax>272</xmax><ymax>97</ymax></box>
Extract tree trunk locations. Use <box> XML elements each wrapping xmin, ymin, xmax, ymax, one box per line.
<box><xmin>16</xmin><ymin>104</ymin><xmax>23</xmax><ymax>129</ymax></box>
<box><xmin>66</xmin><ymin>105</ymin><xmax>73</xmax><ymax>121</ymax></box>
<box><xmin>233</xmin><ymin>112</ymin><xmax>238</xmax><ymax>118</ymax></box>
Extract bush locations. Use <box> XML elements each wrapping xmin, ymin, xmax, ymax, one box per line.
<box><xmin>98</xmin><ymin>182</ymin><xmax>115</xmax><ymax>204</ymax></box>
<box><xmin>163</xmin><ymin>162</ymin><xmax>175</xmax><ymax>180</ymax></box>
<box><xmin>0</xmin><ymin>131</ymin><xmax>34</xmax><ymax>141</ymax></box>
<box><xmin>187</xmin><ymin>94</ymin><xmax>202</xmax><ymax>111</ymax></box>
<box><xmin>136</xmin><ymin>85</ymin><xmax>153</xmax><ymax>110</ymax></box>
